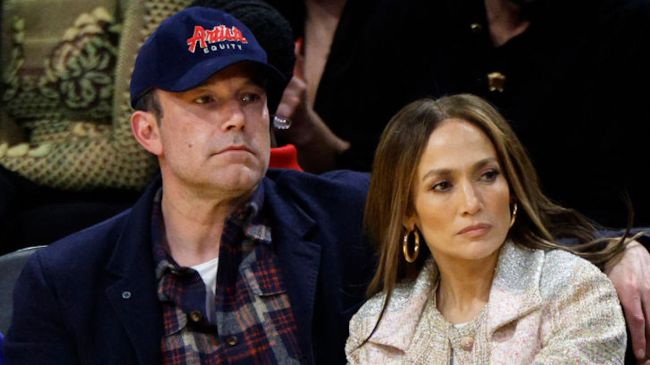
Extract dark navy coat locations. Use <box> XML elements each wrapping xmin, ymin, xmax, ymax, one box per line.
<box><xmin>4</xmin><ymin>169</ymin><xmax>374</xmax><ymax>365</ymax></box>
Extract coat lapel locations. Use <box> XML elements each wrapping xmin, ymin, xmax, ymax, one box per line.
<box><xmin>263</xmin><ymin>178</ymin><xmax>321</xmax><ymax>363</ymax></box>
<box><xmin>486</xmin><ymin>241</ymin><xmax>544</xmax><ymax>334</ymax></box>
<box><xmin>104</xmin><ymin>178</ymin><xmax>163</xmax><ymax>365</ymax></box>
<box><xmin>368</xmin><ymin>262</ymin><xmax>437</xmax><ymax>352</ymax></box>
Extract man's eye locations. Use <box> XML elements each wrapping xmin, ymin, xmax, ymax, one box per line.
<box><xmin>241</xmin><ymin>93</ymin><xmax>262</xmax><ymax>103</ymax></box>
<box><xmin>193</xmin><ymin>95</ymin><xmax>214</xmax><ymax>104</ymax></box>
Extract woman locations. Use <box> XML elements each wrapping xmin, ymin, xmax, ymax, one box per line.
<box><xmin>346</xmin><ymin>94</ymin><xmax>632</xmax><ymax>364</ymax></box>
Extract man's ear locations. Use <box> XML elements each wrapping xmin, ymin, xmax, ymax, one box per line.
<box><xmin>131</xmin><ymin>110</ymin><xmax>162</xmax><ymax>156</ymax></box>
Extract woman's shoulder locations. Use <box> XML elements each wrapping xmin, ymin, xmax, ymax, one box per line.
<box><xmin>533</xmin><ymin>248</ymin><xmax>626</xmax><ymax>363</ymax></box>
<box><xmin>539</xmin><ymin>247</ymin><xmax>613</xmax><ymax>297</ymax></box>
<box><xmin>500</xmin><ymin>242</ymin><xmax>613</xmax><ymax>300</ymax></box>
<box><xmin>542</xmin><ymin>248</ymin><xmax>605</xmax><ymax>277</ymax></box>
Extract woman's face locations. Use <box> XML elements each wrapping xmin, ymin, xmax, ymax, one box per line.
<box><xmin>406</xmin><ymin>118</ymin><xmax>512</xmax><ymax>264</ymax></box>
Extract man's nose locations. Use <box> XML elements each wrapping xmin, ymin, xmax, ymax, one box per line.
<box><xmin>222</xmin><ymin>102</ymin><xmax>246</xmax><ymax>130</ymax></box>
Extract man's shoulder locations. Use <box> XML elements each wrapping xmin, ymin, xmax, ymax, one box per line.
<box><xmin>267</xmin><ymin>168</ymin><xmax>369</xmax><ymax>184</ymax></box>
<box><xmin>33</xmin><ymin>209</ymin><xmax>131</xmax><ymax>274</ymax></box>
<box><xmin>266</xmin><ymin>169</ymin><xmax>369</xmax><ymax>197</ymax></box>
<box><xmin>265</xmin><ymin>169</ymin><xmax>369</xmax><ymax>217</ymax></box>
<box><xmin>35</xmin><ymin>177</ymin><xmax>159</xmax><ymax>273</ymax></box>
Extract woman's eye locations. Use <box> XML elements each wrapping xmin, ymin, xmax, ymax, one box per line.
<box><xmin>480</xmin><ymin>169</ymin><xmax>500</xmax><ymax>182</ymax></box>
<box><xmin>432</xmin><ymin>181</ymin><xmax>452</xmax><ymax>192</ymax></box>
<box><xmin>193</xmin><ymin>95</ymin><xmax>214</xmax><ymax>104</ymax></box>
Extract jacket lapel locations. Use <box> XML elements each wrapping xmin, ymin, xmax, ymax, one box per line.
<box><xmin>263</xmin><ymin>178</ymin><xmax>321</xmax><ymax>363</ymax></box>
<box><xmin>104</xmin><ymin>177</ymin><xmax>163</xmax><ymax>365</ymax></box>
<box><xmin>486</xmin><ymin>241</ymin><xmax>544</xmax><ymax>334</ymax></box>
<box><xmin>368</xmin><ymin>263</ymin><xmax>436</xmax><ymax>352</ymax></box>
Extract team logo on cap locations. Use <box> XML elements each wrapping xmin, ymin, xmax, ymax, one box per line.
<box><xmin>186</xmin><ymin>25</ymin><xmax>249</xmax><ymax>54</ymax></box>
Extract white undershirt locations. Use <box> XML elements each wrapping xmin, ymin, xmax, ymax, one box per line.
<box><xmin>191</xmin><ymin>257</ymin><xmax>219</xmax><ymax>322</ymax></box>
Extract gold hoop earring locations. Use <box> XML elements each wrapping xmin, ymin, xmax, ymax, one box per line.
<box><xmin>402</xmin><ymin>229</ymin><xmax>420</xmax><ymax>263</ymax></box>
<box><xmin>509</xmin><ymin>203</ymin><xmax>518</xmax><ymax>228</ymax></box>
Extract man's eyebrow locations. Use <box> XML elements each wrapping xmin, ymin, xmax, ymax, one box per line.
<box><xmin>194</xmin><ymin>77</ymin><xmax>267</xmax><ymax>91</ymax></box>
<box><xmin>244</xmin><ymin>80</ymin><xmax>267</xmax><ymax>89</ymax></box>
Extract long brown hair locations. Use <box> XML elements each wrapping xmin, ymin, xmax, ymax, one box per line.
<box><xmin>364</xmin><ymin>94</ymin><xmax>634</xmax><ymax>319</ymax></box>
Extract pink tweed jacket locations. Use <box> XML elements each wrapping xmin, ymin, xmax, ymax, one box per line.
<box><xmin>346</xmin><ymin>241</ymin><xmax>626</xmax><ymax>364</ymax></box>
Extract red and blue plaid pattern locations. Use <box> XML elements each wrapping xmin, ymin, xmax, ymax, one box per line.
<box><xmin>151</xmin><ymin>187</ymin><xmax>302</xmax><ymax>364</ymax></box>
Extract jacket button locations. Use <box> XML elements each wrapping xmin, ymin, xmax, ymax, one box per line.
<box><xmin>460</xmin><ymin>336</ymin><xmax>474</xmax><ymax>351</ymax></box>
<box><xmin>189</xmin><ymin>310</ymin><xmax>202</xmax><ymax>322</ymax></box>
<box><xmin>226</xmin><ymin>336</ymin><xmax>238</xmax><ymax>346</ymax></box>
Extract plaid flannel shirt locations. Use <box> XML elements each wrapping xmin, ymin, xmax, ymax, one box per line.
<box><xmin>151</xmin><ymin>186</ymin><xmax>302</xmax><ymax>364</ymax></box>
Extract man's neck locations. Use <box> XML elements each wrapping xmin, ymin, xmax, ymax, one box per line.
<box><xmin>160</xmin><ymin>183</ymin><xmax>249</xmax><ymax>267</ymax></box>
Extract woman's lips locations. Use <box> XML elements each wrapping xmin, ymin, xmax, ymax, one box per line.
<box><xmin>457</xmin><ymin>223</ymin><xmax>492</xmax><ymax>237</ymax></box>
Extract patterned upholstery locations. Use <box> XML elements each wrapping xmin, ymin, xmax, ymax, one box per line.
<box><xmin>0</xmin><ymin>0</ymin><xmax>191</xmax><ymax>191</ymax></box>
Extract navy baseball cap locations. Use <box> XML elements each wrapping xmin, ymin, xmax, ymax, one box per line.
<box><xmin>130</xmin><ymin>7</ymin><xmax>285</xmax><ymax>108</ymax></box>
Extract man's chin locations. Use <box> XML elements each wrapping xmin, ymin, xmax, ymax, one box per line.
<box><xmin>213</xmin><ymin>166</ymin><xmax>265</xmax><ymax>191</ymax></box>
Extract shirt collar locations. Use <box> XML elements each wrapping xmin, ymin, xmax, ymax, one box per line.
<box><xmin>150</xmin><ymin>184</ymin><xmax>270</xmax><ymax>277</ymax></box>
<box><xmin>229</xmin><ymin>183</ymin><xmax>270</xmax><ymax>245</ymax></box>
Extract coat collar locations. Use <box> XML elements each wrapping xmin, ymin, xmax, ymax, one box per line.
<box><xmin>486</xmin><ymin>241</ymin><xmax>544</xmax><ymax>334</ymax></box>
<box><xmin>367</xmin><ymin>262</ymin><xmax>436</xmax><ymax>351</ymax></box>
<box><xmin>367</xmin><ymin>241</ymin><xmax>544</xmax><ymax>351</ymax></box>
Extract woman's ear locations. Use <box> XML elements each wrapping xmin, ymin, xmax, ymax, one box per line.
<box><xmin>131</xmin><ymin>110</ymin><xmax>162</xmax><ymax>156</ymax></box>
<box><xmin>403</xmin><ymin>214</ymin><xmax>417</xmax><ymax>232</ymax></box>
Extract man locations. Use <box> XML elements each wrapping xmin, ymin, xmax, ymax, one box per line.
<box><xmin>4</xmin><ymin>7</ymin><xmax>373</xmax><ymax>364</ymax></box>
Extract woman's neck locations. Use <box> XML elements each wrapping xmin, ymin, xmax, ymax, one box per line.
<box><xmin>434</xmin><ymin>251</ymin><xmax>500</xmax><ymax>323</ymax></box>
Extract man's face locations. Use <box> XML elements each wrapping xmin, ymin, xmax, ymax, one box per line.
<box><xmin>154</xmin><ymin>63</ymin><xmax>271</xmax><ymax>197</ymax></box>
